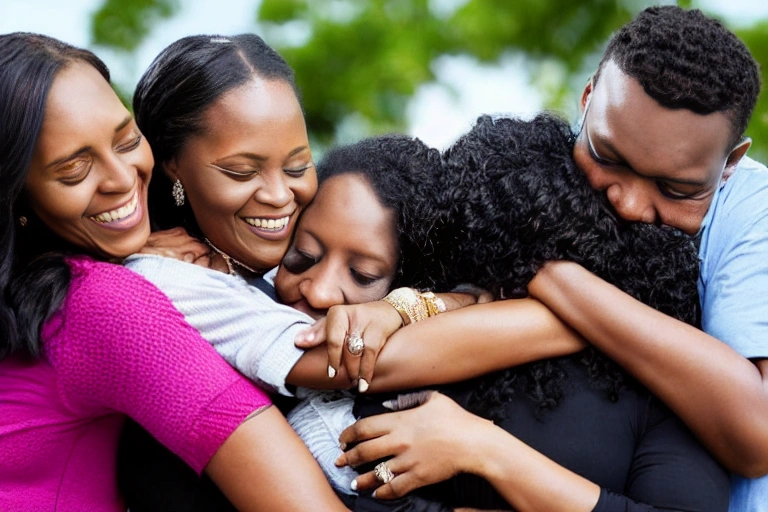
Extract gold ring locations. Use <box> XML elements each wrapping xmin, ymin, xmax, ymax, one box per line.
<box><xmin>374</xmin><ymin>461</ymin><xmax>394</xmax><ymax>484</ymax></box>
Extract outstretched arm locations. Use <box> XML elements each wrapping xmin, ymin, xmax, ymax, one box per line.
<box><xmin>529</xmin><ymin>260</ymin><xmax>768</xmax><ymax>476</ymax></box>
<box><xmin>287</xmin><ymin>298</ymin><xmax>586</xmax><ymax>392</ymax></box>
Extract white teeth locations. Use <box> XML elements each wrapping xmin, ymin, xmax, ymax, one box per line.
<box><xmin>90</xmin><ymin>192</ymin><xmax>139</xmax><ymax>223</ymax></box>
<box><xmin>245</xmin><ymin>216</ymin><xmax>289</xmax><ymax>230</ymax></box>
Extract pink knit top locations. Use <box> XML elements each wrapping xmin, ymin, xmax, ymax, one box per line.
<box><xmin>0</xmin><ymin>256</ymin><xmax>271</xmax><ymax>511</ymax></box>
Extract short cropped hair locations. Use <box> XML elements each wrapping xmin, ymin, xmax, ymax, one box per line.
<box><xmin>595</xmin><ymin>6</ymin><xmax>761</xmax><ymax>147</ymax></box>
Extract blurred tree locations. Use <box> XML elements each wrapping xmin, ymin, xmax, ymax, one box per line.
<box><xmin>90</xmin><ymin>0</ymin><xmax>767</xmax><ymax>159</ymax></box>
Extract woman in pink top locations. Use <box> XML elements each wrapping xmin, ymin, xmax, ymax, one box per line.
<box><xmin>0</xmin><ymin>33</ymin><xmax>347</xmax><ymax>511</ymax></box>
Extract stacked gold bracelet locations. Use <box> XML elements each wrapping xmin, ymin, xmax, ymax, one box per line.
<box><xmin>382</xmin><ymin>287</ymin><xmax>446</xmax><ymax>326</ymax></box>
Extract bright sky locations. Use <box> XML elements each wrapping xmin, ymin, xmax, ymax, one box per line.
<box><xmin>1</xmin><ymin>0</ymin><xmax>765</xmax><ymax>149</ymax></box>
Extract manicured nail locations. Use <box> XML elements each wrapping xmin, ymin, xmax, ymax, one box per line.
<box><xmin>382</xmin><ymin>399</ymin><xmax>396</xmax><ymax>410</ymax></box>
<box><xmin>328</xmin><ymin>365</ymin><xmax>337</xmax><ymax>378</ymax></box>
<box><xmin>183</xmin><ymin>253</ymin><xmax>194</xmax><ymax>263</ymax></box>
<box><xmin>372</xmin><ymin>490</ymin><xmax>378</xmax><ymax>499</ymax></box>
<box><xmin>339</xmin><ymin>441</ymin><xmax>347</xmax><ymax>451</ymax></box>
<box><xmin>350</xmin><ymin>479</ymin><xmax>358</xmax><ymax>491</ymax></box>
<box><xmin>358</xmin><ymin>378</ymin><xmax>369</xmax><ymax>393</ymax></box>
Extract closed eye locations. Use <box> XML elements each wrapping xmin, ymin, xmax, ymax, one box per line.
<box><xmin>350</xmin><ymin>269</ymin><xmax>381</xmax><ymax>287</ymax></box>
<box><xmin>284</xmin><ymin>164</ymin><xmax>313</xmax><ymax>178</ymax></box>
<box><xmin>281</xmin><ymin>248</ymin><xmax>318</xmax><ymax>274</ymax></box>
<box><xmin>212</xmin><ymin>165</ymin><xmax>259</xmax><ymax>179</ymax></box>
<box><xmin>117</xmin><ymin>135</ymin><xmax>143</xmax><ymax>153</ymax></box>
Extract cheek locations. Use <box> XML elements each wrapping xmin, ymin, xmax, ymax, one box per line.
<box><xmin>293</xmin><ymin>173</ymin><xmax>318</xmax><ymax>208</ymax></box>
<box><xmin>273</xmin><ymin>266</ymin><xmax>299</xmax><ymax>302</ymax></box>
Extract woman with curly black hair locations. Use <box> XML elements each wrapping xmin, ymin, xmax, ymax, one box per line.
<box><xmin>335</xmin><ymin>114</ymin><xmax>729</xmax><ymax>512</ymax></box>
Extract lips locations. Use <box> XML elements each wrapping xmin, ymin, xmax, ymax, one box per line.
<box><xmin>89</xmin><ymin>191</ymin><xmax>139</xmax><ymax>224</ymax></box>
<box><xmin>241</xmin><ymin>213</ymin><xmax>294</xmax><ymax>241</ymax></box>
<box><xmin>243</xmin><ymin>215</ymin><xmax>290</xmax><ymax>230</ymax></box>
<box><xmin>87</xmin><ymin>190</ymin><xmax>144</xmax><ymax>231</ymax></box>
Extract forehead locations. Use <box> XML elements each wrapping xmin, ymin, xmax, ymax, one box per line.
<box><xmin>301</xmin><ymin>173</ymin><xmax>397</xmax><ymax>261</ymax></box>
<box><xmin>36</xmin><ymin>62</ymin><xmax>127</xmax><ymax>156</ymax></box>
<box><xmin>589</xmin><ymin>60</ymin><xmax>733</xmax><ymax>181</ymax></box>
<box><xmin>194</xmin><ymin>78</ymin><xmax>306</xmax><ymax>153</ymax></box>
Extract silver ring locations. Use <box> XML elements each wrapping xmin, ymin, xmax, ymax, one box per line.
<box><xmin>374</xmin><ymin>461</ymin><xmax>395</xmax><ymax>484</ymax></box>
<box><xmin>347</xmin><ymin>332</ymin><xmax>364</xmax><ymax>356</ymax></box>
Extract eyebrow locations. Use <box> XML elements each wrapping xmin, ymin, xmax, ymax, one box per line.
<box><xmin>585</xmin><ymin>122</ymin><xmax>709</xmax><ymax>188</ymax></box>
<box><xmin>219</xmin><ymin>146</ymin><xmax>310</xmax><ymax>163</ymax></box>
<box><xmin>46</xmin><ymin>115</ymin><xmax>134</xmax><ymax>169</ymax></box>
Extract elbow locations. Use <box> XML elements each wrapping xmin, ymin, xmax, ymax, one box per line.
<box><xmin>726</xmin><ymin>447</ymin><xmax>768</xmax><ymax>478</ymax></box>
<box><xmin>735</xmin><ymin>459</ymin><xmax>768</xmax><ymax>479</ymax></box>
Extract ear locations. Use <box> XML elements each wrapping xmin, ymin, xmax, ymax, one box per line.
<box><xmin>162</xmin><ymin>157</ymin><xmax>180</xmax><ymax>183</ymax></box>
<box><xmin>721</xmin><ymin>138</ymin><xmax>751</xmax><ymax>183</ymax></box>
<box><xmin>580</xmin><ymin>78</ymin><xmax>594</xmax><ymax>113</ymax></box>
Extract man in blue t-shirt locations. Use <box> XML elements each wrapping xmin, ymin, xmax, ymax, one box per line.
<box><xmin>529</xmin><ymin>6</ymin><xmax>768</xmax><ymax>510</ymax></box>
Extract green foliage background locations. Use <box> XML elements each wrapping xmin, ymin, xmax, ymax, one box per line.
<box><xmin>91</xmin><ymin>0</ymin><xmax>768</xmax><ymax>161</ymax></box>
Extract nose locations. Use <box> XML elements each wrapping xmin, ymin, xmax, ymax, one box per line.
<box><xmin>605</xmin><ymin>181</ymin><xmax>656</xmax><ymax>224</ymax></box>
<box><xmin>98</xmin><ymin>153</ymin><xmax>135</xmax><ymax>194</ymax></box>
<box><xmin>254</xmin><ymin>169</ymin><xmax>292</xmax><ymax>209</ymax></box>
<box><xmin>298</xmin><ymin>261</ymin><xmax>346</xmax><ymax>312</ymax></box>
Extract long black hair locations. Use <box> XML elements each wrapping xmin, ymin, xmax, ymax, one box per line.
<box><xmin>134</xmin><ymin>33</ymin><xmax>300</xmax><ymax>237</ymax></box>
<box><xmin>0</xmin><ymin>33</ymin><xmax>111</xmax><ymax>360</ymax></box>
<box><xmin>314</xmin><ymin>134</ymin><xmax>445</xmax><ymax>290</ymax></box>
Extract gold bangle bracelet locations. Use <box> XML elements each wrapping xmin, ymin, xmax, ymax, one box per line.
<box><xmin>383</xmin><ymin>288</ymin><xmax>428</xmax><ymax>325</ymax></box>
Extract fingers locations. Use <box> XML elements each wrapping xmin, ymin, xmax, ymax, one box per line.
<box><xmin>339</xmin><ymin>414</ymin><xmax>396</xmax><ymax>450</ymax></box>
<box><xmin>325</xmin><ymin>306</ymin><xmax>351</xmax><ymax>379</ymax></box>
<box><xmin>352</xmin><ymin>459</ymin><xmax>414</xmax><ymax>499</ymax></box>
<box><xmin>294</xmin><ymin>318</ymin><xmax>327</xmax><ymax>348</ymax></box>
<box><xmin>142</xmin><ymin>227</ymin><xmax>210</xmax><ymax>262</ymax></box>
<box><xmin>356</xmin><ymin>324</ymin><xmax>386</xmax><ymax>392</ymax></box>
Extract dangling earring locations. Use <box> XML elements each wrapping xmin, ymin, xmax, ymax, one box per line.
<box><xmin>19</xmin><ymin>216</ymin><xmax>27</xmax><ymax>227</ymax></box>
<box><xmin>172</xmin><ymin>179</ymin><xmax>185</xmax><ymax>206</ymax></box>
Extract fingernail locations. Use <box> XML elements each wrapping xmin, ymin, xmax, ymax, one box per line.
<box><xmin>358</xmin><ymin>378</ymin><xmax>369</xmax><ymax>393</ymax></box>
<box><xmin>382</xmin><ymin>399</ymin><xmax>396</xmax><ymax>410</ymax></box>
<box><xmin>339</xmin><ymin>441</ymin><xmax>347</xmax><ymax>451</ymax></box>
<box><xmin>350</xmin><ymin>479</ymin><xmax>358</xmax><ymax>491</ymax></box>
<box><xmin>335</xmin><ymin>455</ymin><xmax>344</xmax><ymax>466</ymax></box>
<box><xmin>328</xmin><ymin>365</ymin><xmax>337</xmax><ymax>378</ymax></box>
<box><xmin>372</xmin><ymin>490</ymin><xmax>378</xmax><ymax>499</ymax></box>
<box><xmin>183</xmin><ymin>253</ymin><xmax>194</xmax><ymax>263</ymax></box>
<box><xmin>305</xmin><ymin>332</ymin><xmax>315</xmax><ymax>343</ymax></box>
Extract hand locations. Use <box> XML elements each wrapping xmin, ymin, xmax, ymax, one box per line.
<box><xmin>336</xmin><ymin>392</ymin><xmax>494</xmax><ymax>499</ymax></box>
<box><xmin>140</xmin><ymin>228</ymin><xmax>230</xmax><ymax>273</ymax></box>
<box><xmin>295</xmin><ymin>301</ymin><xmax>404</xmax><ymax>392</ymax></box>
<box><xmin>141</xmin><ymin>228</ymin><xmax>208</xmax><ymax>263</ymax></box>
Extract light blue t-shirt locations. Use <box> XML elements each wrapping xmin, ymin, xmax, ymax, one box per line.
<box><xmin>698</xmin><ymin>156</ymin><xmax>768</xmax><ymax>512</ymax></box>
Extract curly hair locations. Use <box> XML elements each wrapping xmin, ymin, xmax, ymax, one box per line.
<box><xmin>438</xmin><ymin>114</ymin><xmax>701</xmax><ymax>418</ymax></box>
<box><xmin>315</xmin><ymin>134</ymin><xmax>445</xmax><ymax>290</ymax></box>
<box><xmin>595</xmin><ymin>5</ymin><xmax>761</xmax><ymax>147</ymax></box>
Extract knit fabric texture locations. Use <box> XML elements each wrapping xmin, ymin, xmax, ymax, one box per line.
<box><xmin>0</xmin><ymin>256</ymin><xmax>270</xmax><ymax>511</ymax></box>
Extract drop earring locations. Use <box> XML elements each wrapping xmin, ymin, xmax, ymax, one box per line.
<box><xmin>172</xmin><ymin>179</ymin><xmax>185</xmax><ymax>206</ymax></box>
<box><xmin>19</xmin><ymin>216</ymin><xmax>27</xmax><ymax>227</ymax></box>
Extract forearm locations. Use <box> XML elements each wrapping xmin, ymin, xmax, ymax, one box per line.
<box><xmin>286</xmin><ymin>348</ymin><xmax>353</xmax><ymax>389</ymax></box>
<box><xmin>206</xmin><ymin>406</ymin><xmax>348</xmax><ymax>511</ymax></box>
<box><xmin>370</xmin><ymin>298</ymin><xmax>585</xmax><ymax>392</ymax></box>
<box><xmin>530</xmin><ymin>261</ymin><xmax>768</xmax><ymax>476</ymax></box>
<box><xmin>469</xmin><ymin>422</ymin><xmax>599</xmax><ymax>512</ymax></box>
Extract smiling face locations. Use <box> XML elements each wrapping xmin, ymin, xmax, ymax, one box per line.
<box><xmin>25</xmin><ymin>61</ymin><xmax>153</xmax><ymax>258</ymax></box>
<box><xmin>274</xmin><ymin>173</ymin><xmax>399</xmax><ymax>319</ymax></box>
<box><xmin>574</xmin><ymin>60</ymin><xmax>750</xmax><ymax>235</ymax></box>
<box><xmin>166</xmin><ymin>78</ymin><xmax>317</xmax><ymax>272</ymax></box>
